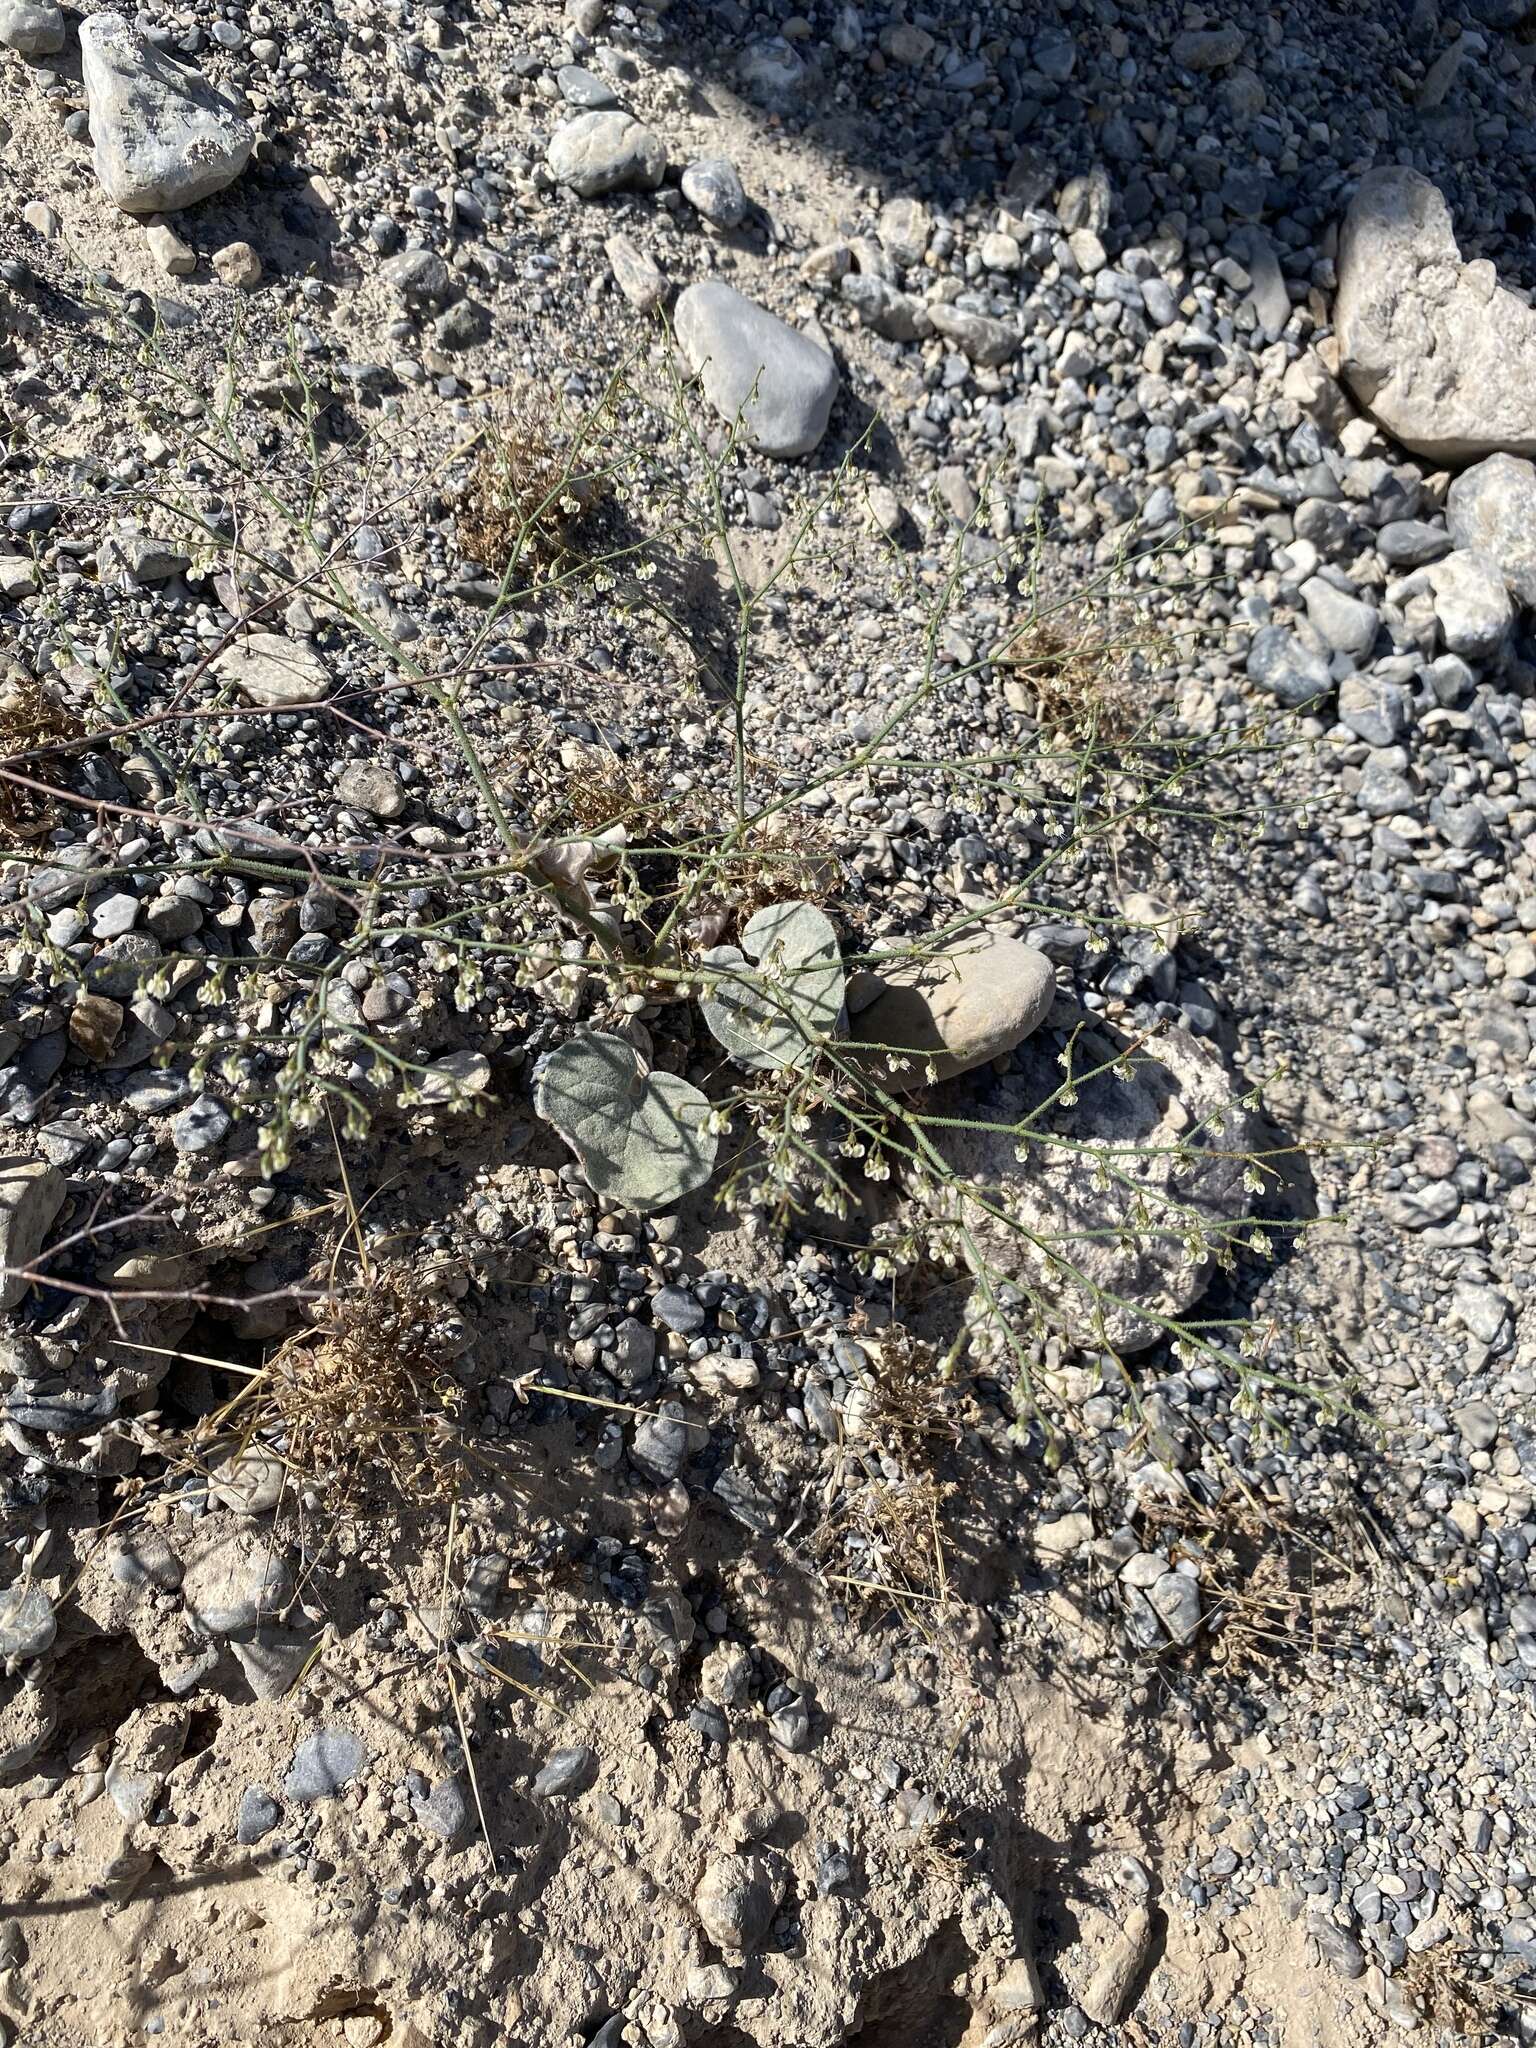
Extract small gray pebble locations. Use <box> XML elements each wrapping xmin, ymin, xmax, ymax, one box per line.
<box><xmin>236</xmin><ymin>1786</ymin><xmax>282</xmax><ymax>1844</ymax></box>
<box><xmin>534</xmin><ymin>1745</ymin><xmax>597</xmax><ymax>1798</ymax></box>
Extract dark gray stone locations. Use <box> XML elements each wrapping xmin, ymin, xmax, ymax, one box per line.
<box><xmin>533</xmin><ymin>1745</ymin><xmax>597</xmax><ymax>1798</ymax></box>
<box><xmin>236</xmin><ymin>1786</ymin><xmax>281</xmax><ymax>1845</ymax></box>
<box><xmin>284</xmin><ymin>1727</ymin><xmax>365</xmax><ymax>1802</ymax></box>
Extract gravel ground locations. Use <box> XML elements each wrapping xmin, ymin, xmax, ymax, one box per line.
<box><xmin>2</xmin><ymin>0</ymin><xmax>1536</xmax><ymax>2043</ymax></box>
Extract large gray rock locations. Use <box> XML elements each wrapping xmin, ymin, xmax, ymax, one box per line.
<box><xmin>555</xmin><ymin>63</ymin><xmax>618</xmax><ymax>109</ymax></box>
<box><xmin>606</xmin><ymin>232</ymin><xmax>666</xmax><ymax>312</ymax></box>
<box><xmin>209</xmin><ymin>1448</ymin><xmax>286</xmax><ymax>1515</ymax></box>
<box><xmin>79</xmin><ymin>13</ymin><xmax>254</xmax><ymax>215</ymax></box>
<box><xmin>1446</xmin><ymin>454</ymin><xmax>1536</xmax><ymax>606</ymax></box>
<box><xmin>1338</xmin><ymin>674</ymin><xmax>1408</xmax><ymax>748</ymax></box>
<box><xmin>229</xmin><ymin>1627</ymin><xmax>313</xmax><ymax>1700</ymax></box>
<box><xmin>236</xmin><ymin>1786</ymin><xmax>281</xmax><ymax>1844</ymax></box>
<box><xmin>285</xmin><ymin>1726</ymin><xmax>365</xmax><ymax>1801</ymax></box>
<box><xmin>926</xmin><ymin>302</ymin><xmax>1020</xmax><ymax>366</ymax></box>
<box><xmin>919</xmin><ymin>1021</ymin><xmax>1249</xmax><ymax>1353</ymax></box>
<box><xmin>1171</xmin><ymin>27</ymin><xmax>1244</xmax><ymax>69</ymax></box>
<box><xmin>1229</xmin><ymin>225</ymin><xmax>1290</xmax><ymax>332</ymax></box>
<box><xmin>1081</xmin><ymin>1907</ymin><xmax>1153</xmax><ymax>2026</ymax></box>
<box><xmin>0</xmin><ymin>0</ymin><xmax>65</xmax><ymax>55</ymax></box>
<box><xmin>0</xmin><ymin>1584</ymin><xmax>56</xmax><ymax>1664</ymax></box>
<box><xmin>674</xmin><ymin>282</ymin><xmax>838</xmax><ymax>459</ymax></box>
<box><xmin>736</xmin><ymin>36</ymin><xmax>806</xmax><ymax>107</ymax></box>
<box><xmin>847</xmin><ymin>936</ymin><xmax>1055</xmax><ymax>1090</ymax></box>
<box><xmin>533</xmin><ymin>1745</ymin><xmax>597</xmax><ymax>1798</ymax></box>
<box><xmin>212</xmin><ymin>634</ymin><xmax>330</xmax><ymax>708</ymax></box>
<box><xmin>1427</xmin><ymin>550</ymin><xmax>1514</xmax><ymax>659</ymax></box>
<box><xmin>380</xmin><ymin>247</ymin><xmax>452</xmax><ymax>309</ymax></box>
<box><xmin>0</xmin><ymin>1159</ymin><xmax>65</xmax><ymax>1312</ymax></box>
<box><xmin>876</xmin><ymin>194</ymin><xmax>931</xmax><ymax>269</ymax></box>
<box><xmin>545</xmin><ymin>111</ymin><xmax>665</xmax><ymax>198</ymax></box>
<box><xmin>1335</xmin><ymin>166</ymin><xmax>1536</xmax><ymax>463</ymax></box>
<box><xmin>1300</xmin><ymin>576</ymin><xmax>1378</xmax><ymax>659</ymax></box>
<box><xmin>840</xmin><ymin>271</ymin><xmax>931</xmax><ymax>343</ymax></box>
<box><xmin>680</xmin><ymin>157</ymin><xmax>747</xmax><ymax>230</ymax></box>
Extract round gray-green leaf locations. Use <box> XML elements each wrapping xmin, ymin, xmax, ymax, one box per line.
<box><xmin>700</xmin><ymin>900</ymin><xmax>845</xmax><ymax>1072</ymax></box>
<box><xmin>533</xmin><ymin>1032</ymin><xmax>717</xmax><ymax>1214</ymax></box>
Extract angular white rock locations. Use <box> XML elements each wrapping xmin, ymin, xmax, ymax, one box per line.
<box><xmin>1427</xmin><ymin>550</ymin><xmax>1514</xmax><ymax>660</ymax></box>
<box><xmin>605</xmin><ymin>232</ymin><xmax>666</xmax><ymax>312</ymax></box>
<box><xmin>1335</xmin><ymin>165</ymin><xmax>1536</xmax><ymax>463</ymax></box>
<box><xmin>80</xmin><ymin>13</ymin><xmax>253</xmax><ymax>214</ymax></box>
<box><xmin>0</xmin><ymin>0</ymin><xmax>65</xmax><ymax>56</ymax></box>
<box><xmin>0</xmin><ymin>1158</ymin><xmax>65</xmax><ymax>1312</ymax></box>
<box><xmin>1446</xmin><ymin>453</ymin><xmax>1536</xmax><ymax>607</ymax></box>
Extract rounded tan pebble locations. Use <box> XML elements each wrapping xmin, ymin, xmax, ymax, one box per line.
<box><xmin>213</xmin><ymin>239</ymin><xmax>262</xmax><ymax>288</ymax></box>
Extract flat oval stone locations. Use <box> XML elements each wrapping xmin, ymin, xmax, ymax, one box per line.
<box><xmin>847</xmin><ymin>936</ymin><xmax>1055</xmax><ymax>1089</ymax></box>
<box><xmin>285</xmin><ymin>1727</ymin><xmax>365</xmax><ymax>1802</ymax></box>
<box><xmin>0</xmin><ymin>1584</ymin><xmax>56</xmax><ymax>1663</ymax></box>
<box><xmin>209</xmin><ymin>1449</ymin><xmax>287</xmax><ymax>1516</ymax></box>
<box><xmin>546</xmin><ymin>111</ymin><xmax>665</xmax><ymax>199</ymax></box>
<box><xmin>212</xmin><ymin>634</ymin><xmax>330</xmax><ymax>708</ymax></box>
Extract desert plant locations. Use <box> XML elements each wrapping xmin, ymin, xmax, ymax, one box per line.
<box><xmin>455</xmin><ymin>379</ymin><xmax>605</xmax><ymax>582</ymax></box>
<box><xmin>0</xmin><ymin>272</ymin><xmax>1329</xmax><ymax>1445</ymax></box>
<box><xmin>0</xmin><ymin>671</ymin><xmax>84</xmax><ymax>841</ymax></box>
<box><xmin>232</xmin><ymin>1264</ymin><xmax>467</xmax><ymax>1513</ymax></box>
<box><xmin>699</xmin><ymin>899</ymin><xmax>846</xmax><ymax>1072</ymax></box>
<box><xmin>991</xmin><ymin>600</ymin><xmax>1146</xmax><ymax>741</ymax></box>
<box><xmin>533</xmin><ymin>1031</ymin><xmax>718</xmax><ymax>1213</ymax></box>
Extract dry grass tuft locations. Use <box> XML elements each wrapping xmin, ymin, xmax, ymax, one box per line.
<box><xmin>993</xmin><ymin>605</ymin><xmax>1140</xmax><ymax>740</ymax></box>
<box><xmin>258</xmin><ymin>1265</ymin><xmax>465</xmax><ymax>1512</ymax></box>
<box><xmin>902</xmin><ymin>1797</ymin><xmax>971</xmax><ymax>1882</ymax></box>
<box><xmin>537</xmin><ymin>744</ymin><xmax>838</xmax><ymax>935</ymax></box>
<box><xmin>457</xmin><ymin>387</ymin><xmax>596</xmax><ymax>579</ymax></box>
<box><xmin>551</xmin><ymin>746</ymin><xmax>673</xmax><ymax>837</ymax></box>
<box><xmin>860</xmin><ymin>1327</ymin><xmax>959</xmax><ymax>1456</ymax></box>
<box><xmin>1393</xmin><ymin>1946</ymin><xmax>1506</xmax><ymax>2039</ymax></box>
<box><xmin>689</xmin><ymin>814</ymin><xmax>839</xmax><ymax>929</ymax></box>
<box><xmin>817</xmin><ymin>1469</ymin><xmax>955</xmax><ymax>1614</ymax></box>
<box><xmin>1139</xmin><ymin>1488</ymin><xmax>1368</xmax><ymax>1676</ymax></box>
<box><xmin>0</xmin><ymin>673</ymin><xmax>85</xmax><ymax>841</ymax></box>
<box><xmin>808</xmin><ymin>1330</ymin><xmax>968</xmax><ymax>1620</ymax></box>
